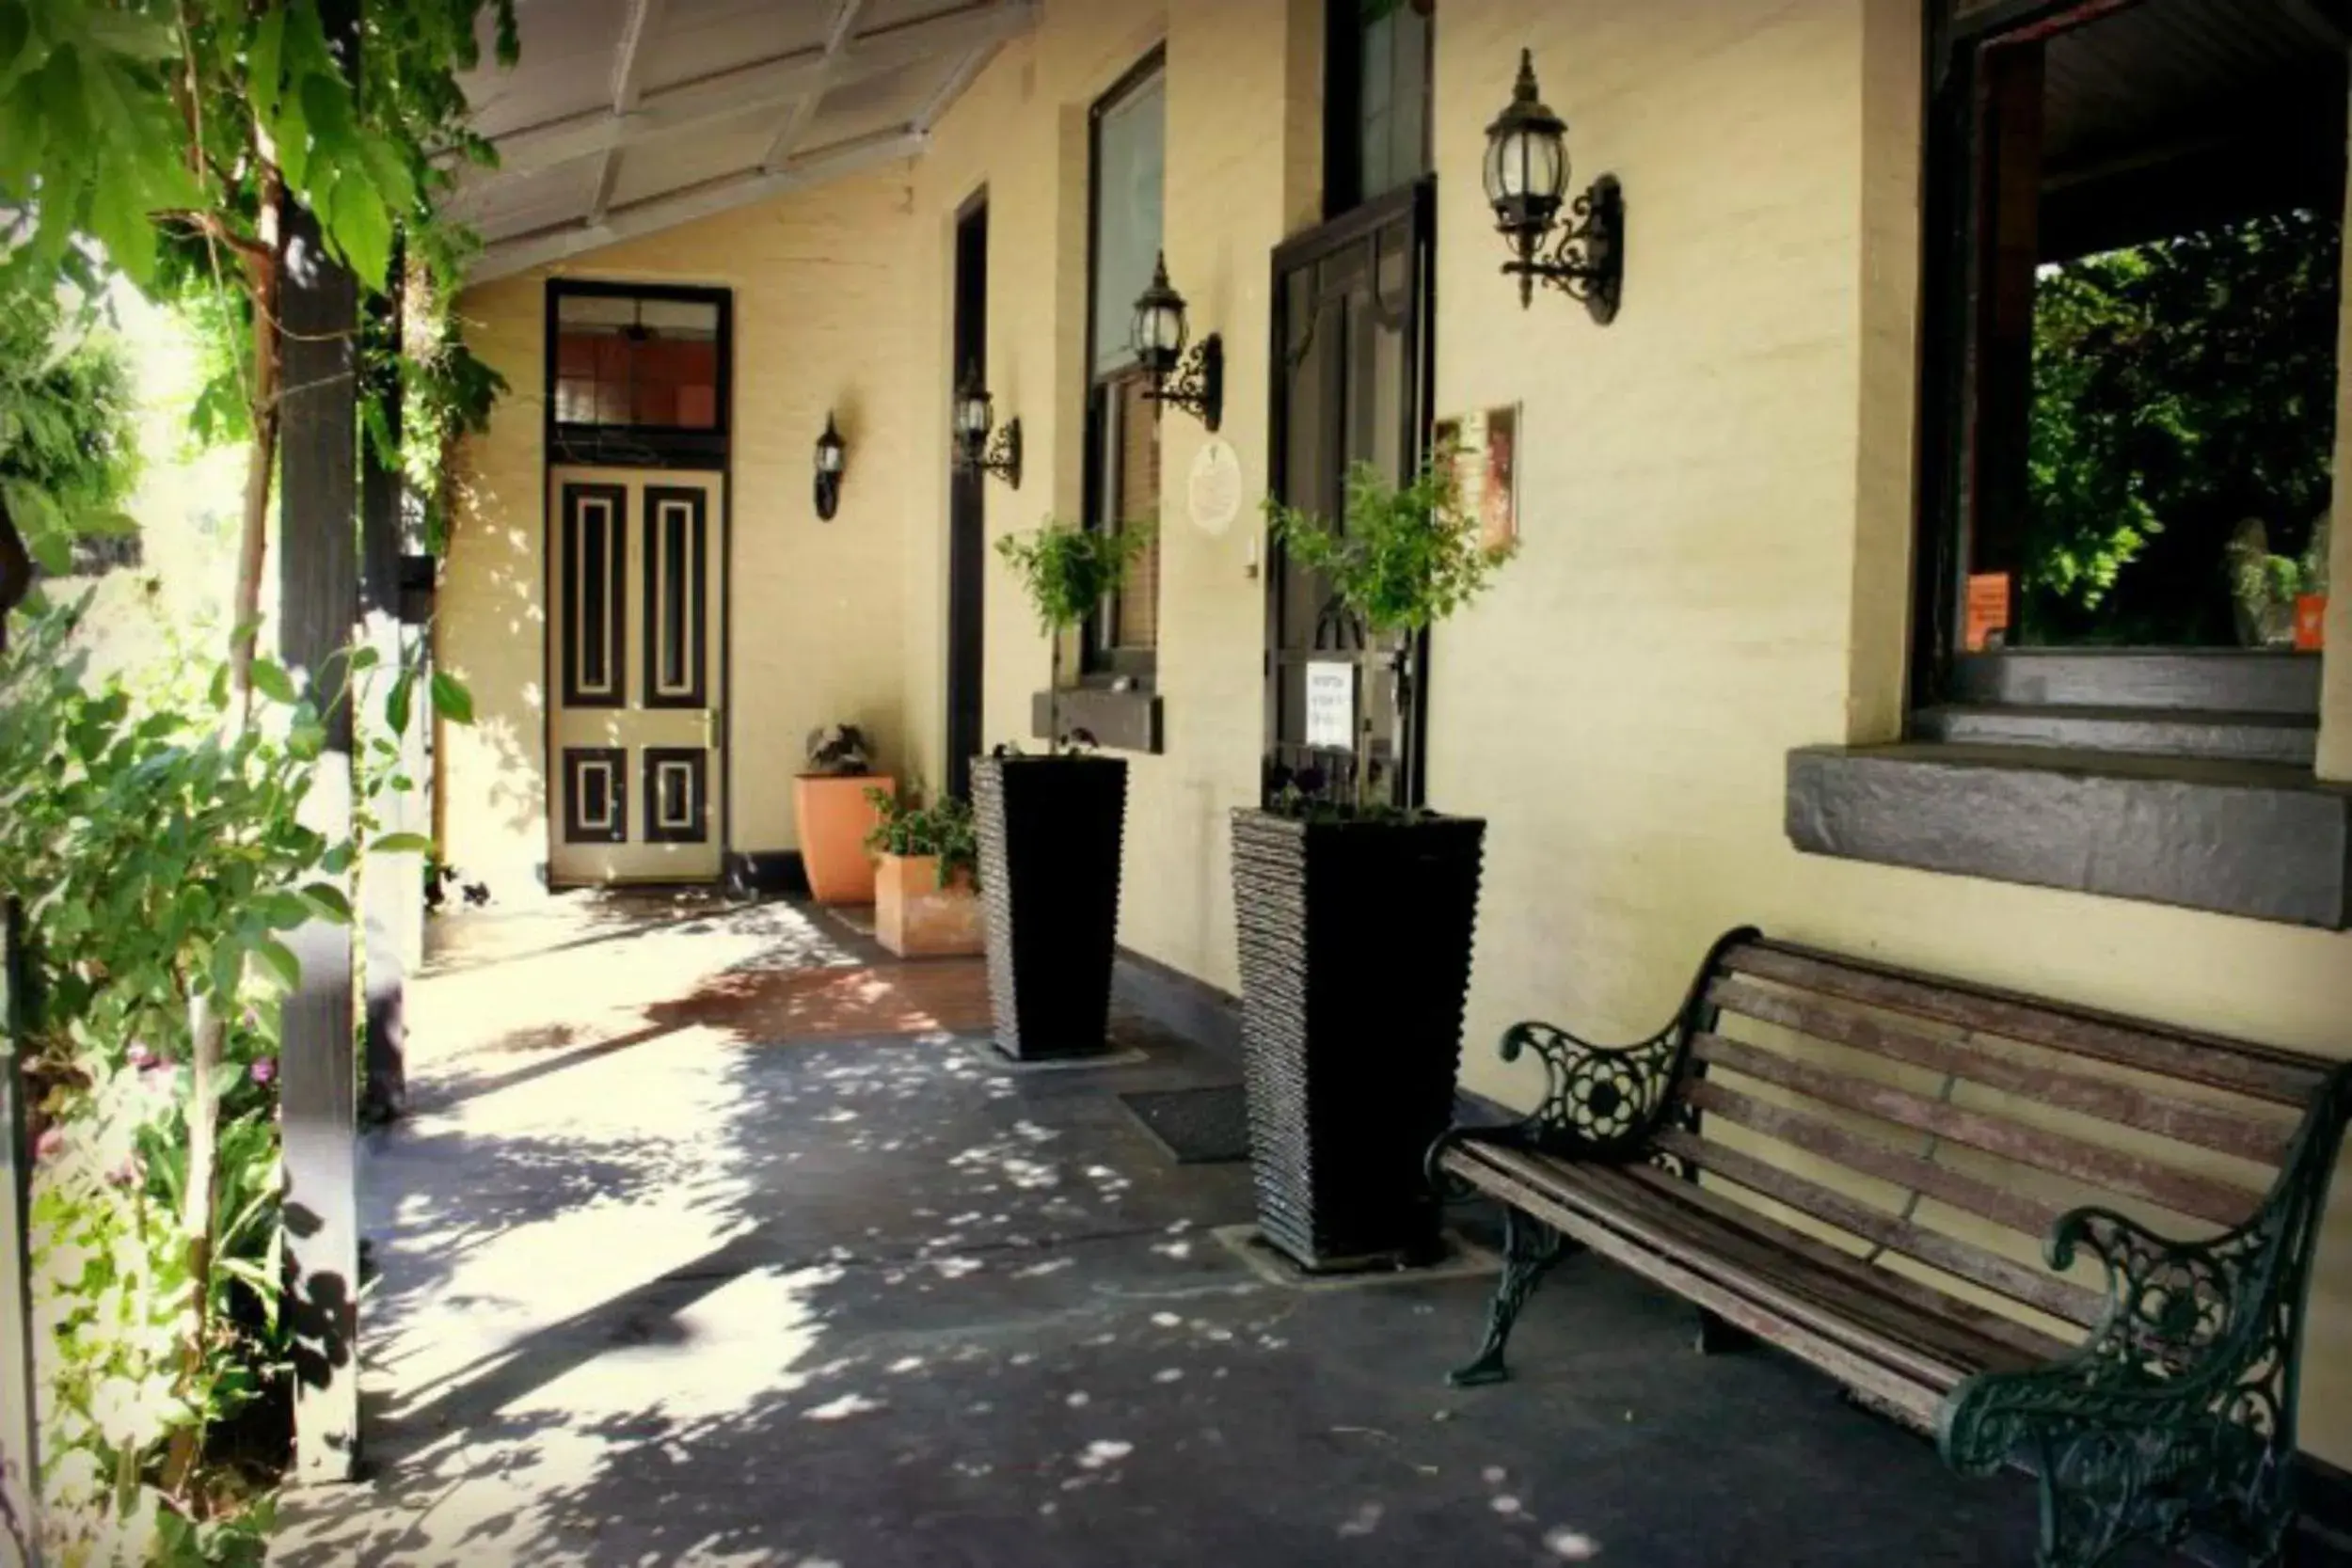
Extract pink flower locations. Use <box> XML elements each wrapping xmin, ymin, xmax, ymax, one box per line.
<box><xmin>33</xmin><ymin>1127</ymin><xmax>63</xmax><ymax>1163</ymax></box>
<box><xmin>250</xmin><ymin>1058</ymin><xmax>278</xmax><ymax>1085</ymax></box>
<box><xmin>125</xmin><ymin>1043</ymin><xmax>155</xmax><ymax>1069</ymax></box>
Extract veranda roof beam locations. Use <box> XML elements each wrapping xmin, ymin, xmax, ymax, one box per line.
<box><xmin>485</xmin><ymin>0</ymin><xmax>1031</xmax><ymax>182</ymax></box>
<box><xmin>760</xmin><ymin>0</ymin><xmax>868</xmax><ymax>175</ymax></box>
<box><xmin>585</xmin><ymin>0</ymin><xmax>668</xmax><ymax>227</ymax></box>
<box><xmin>472</xmin><ymin>126</ymin><xmax>926</xmax><ymax>280</ymax></box>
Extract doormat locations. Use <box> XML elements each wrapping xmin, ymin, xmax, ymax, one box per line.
<box><xmin>1120</xmin><ymin>1085</ymin><xmax>1250</xmax><ymax>1164</ymax></box>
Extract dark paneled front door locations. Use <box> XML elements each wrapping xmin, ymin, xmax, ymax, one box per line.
<box><xmin>1264</xmin><ymin>179</ymin><xmax>1436</xmax><ymax>809</ymax></box>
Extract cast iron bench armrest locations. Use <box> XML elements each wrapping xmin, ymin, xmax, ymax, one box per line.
<box><xmin>1427</xmin><ymin>928</ymin><xmax>1761</xmax><ymax>1189</ymax></box>
<box><xmin>1425</xmin><ymin>1020</ymin><xmax>1691</xmax><ymax>1200</ymax></box>
<box><xmin>1941</xmin><ymin>1068</ymin><xmax>2352</xmax><ymax>1558</ymax></box>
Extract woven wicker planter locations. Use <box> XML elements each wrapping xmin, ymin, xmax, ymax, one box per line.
<box><xmin>971</xmin><ymin>754</ymin><xmax>1128</xmax><ymax>1059</ymax></box>
<box><xmin>1231</xmin><ymin>809</ymin><xmax>1486</xmax><ymax>1271</ymax></box>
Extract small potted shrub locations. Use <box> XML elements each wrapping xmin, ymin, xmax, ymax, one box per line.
<box><xmin>975</xmin><ymin>518</ymin><xmax>1151</xmax><ymax>1058</ymax></box>
<box><xmin>794</xmin><ymin>722</ymin><xmax>891</xmax><ymax>904</ymax></box>
<box><xmin>1237</xmin><ymin>451</ymin><xmax>1515</xmax><ymax>1270</ymax></box>
<box><xmin>865</xmin><ymin>786</ymin><xmax>983</xmax><ymax>958</ymax></box>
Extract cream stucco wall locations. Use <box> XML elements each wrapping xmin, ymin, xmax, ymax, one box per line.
<box><xmin>441</xmin><ymin>168</ymin><xmax>916</xmax><ymax>895</ymax></box>
<box><xmin>439</xmin><ymin>0</ymin><xmax>2352</xmax><ymax>1464</ymax></box>
<box><xmin>1429</xmin><ymin>0</ymin><xmax>2352</xmax><ymax>1463</ymax></box>
<box><xmin>894</xmin><ymin>0</ymin><xmax>1320</xmax><ymax>992</ymax></box>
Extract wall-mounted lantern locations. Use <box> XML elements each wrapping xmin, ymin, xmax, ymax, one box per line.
<box><xmin>952</xmin><ymin>369</ymin><xmax>1022</xmax><ymax>489</ymax></box>
<box><xmin>814</xmin><ymin>412</ymin><xmax>848</xmax><ymax>520</ymax></box>
<box><xmin>1484</xmin><ymin>49</ymin><xmax>1623</xmax><ymax>323</ymax></box>
<box><xmin>1131</xmin><ymin>252</ymin><xmax>1222</xmax><ymax>431</ymax></box>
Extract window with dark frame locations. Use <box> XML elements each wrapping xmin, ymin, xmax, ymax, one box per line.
<box><xmin>1324</xmin><ymin>0</ymin><xmax>1435</xmax><ymax>220</ymax></box>
<box><xmin>1083</xmin><ymin>51</ymin><xmax>1167</xmax><ymax>678</ymax></box>
<box><xmin>1915</xmin><ymin>0</ymin><xmax>2343</xmax><ymax>754</ymax></box>
<box><xmin>546</xmin><ymin>281</ymin><xmax>731</xmax><ymax>468</ymax></box>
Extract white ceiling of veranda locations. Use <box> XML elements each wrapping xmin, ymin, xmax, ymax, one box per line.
<box><xmin>453</xmin><ymin>0</ymin><xmax>1036</xmax><ymax>281</ymax></box>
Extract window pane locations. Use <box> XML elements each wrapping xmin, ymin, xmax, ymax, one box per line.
<box><xmin>1358</xmin><ymin>1</ymin><xmax>1431</xmax><ymax>201</ymax></box>
<box><xmin>553</xmin><ymin>292</ymin><xmax>723</xmax><ymax>431</ymax></box>
<box><xmin>1091</xmin><ymin>69</ymin><xmax>1166</xmax><ymax>378</ymax></box>
<box><xmin>1952</xmin><ymin>0</ymin><xmax>2344</xmax><ymax>651</ymax></box>
<box><xmin>1109</xmin><ymin>376</ymin><xmax>1161</xmax><ymax>650</ymax></box>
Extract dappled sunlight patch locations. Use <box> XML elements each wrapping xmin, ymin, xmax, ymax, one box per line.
<box><xmin>1074</xmin><ymin>1439</ymin><xmax>1134</xmax><ymax>1471</ymax></box>
<box><xmin>1544</xmin><ymin>1527</ymin><xmax>1602</xmax><ymax>1560</ymax></box>
<box><xmin>803</xmin><ymin>1392</ymin><xmax>886</xmax><ymax>1422</ymax></box>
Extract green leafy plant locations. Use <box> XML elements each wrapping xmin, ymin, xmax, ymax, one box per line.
<box><xmin>993</xmin><ymin>517</ymin><xmax>1152</xmax><ymax>754</ymax></box>
<box><xmin>1263</xmin><ymin>449</ymin><xmax>1516</xmax><ymax>814</ymax></box>
<box><xmin>1</xmin><ymin>595</ymin><xmax>457</xmax><ymax>1562</ymax></box>
<box><xmin>0</xmin><ymin>0</ymin><xmax>519</xmax><ymax>720</ymax></box>
<box><xmin>863</xmin><ymin>785</ymin><xmax>979</xmax><ymax>888</ymax></box>
<box><xmin>2024</xmin><ymin>209</ymin><xmax>2339</xmax><ymax>644</ymax></box>
<box><xmin>1265</xmin><ymin>450</ymin><xmax>1515</xmax><ymax>636</ymax></box>
<box><xmin>0</xmin><ymin>292</ymin><xmax>140</xmax><ymax>571</ymax></box>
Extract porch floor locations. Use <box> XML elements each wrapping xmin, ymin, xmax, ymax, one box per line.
<box><xmin>274</xmin><ymin>896</ymin><xmax>2115</xmax><ymax>1566</ymax></box>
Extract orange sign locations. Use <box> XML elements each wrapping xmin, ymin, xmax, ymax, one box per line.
<box><xmin>2295</xmin><ymin>594</ymin><xmax>2328</xmax><ymax>652</ymax></box>
<box><xmin>1964</xmin><ymin>573</ymin><xmax>2011</xmax><ymax>653</ymax></box>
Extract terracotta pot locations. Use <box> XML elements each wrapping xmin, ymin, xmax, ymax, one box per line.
<box><xmin>874</xmin><ymin>853</ymin><xmax>984</xmax><ymax>958</ymax></box>
<box><xmin>795</xmin><ymin>774</ymin><xmax>893</xmax><ymax>903</ymax></box>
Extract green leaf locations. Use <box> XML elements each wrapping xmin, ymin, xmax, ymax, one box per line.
<box><xmin>358</xmin><ymin>133</ymin><xmax>418</xmax><ymax>217</ymax></box>
<box><xmin>287</xmin><ymin>720</ymin><xmax>325</xmax><ymax>760</ymax></box>
<box><xmin>328</xmin><ymin>165</ymin><xmax>392</xmax><ymax>290</ymax></box>
<box><xmin>262</xmin><ymin>892</ymin><xmax>310</xmax><ymax>930</ymax></box>
<box><xmin>369</xmin><ymin>832</ymin><xmax>431</xmax><ymax>855</ymax></box>
<box><xmin>428</xmin><ymin>671</ymin><xmax>472</xmax><ymax>724</ymax></box>
<box><xmin>384</xmin><ymin>669</ymin><xmax>414</xmax><ymax>734</ymax></box>
<box><xmin>252</xmin><ymin>939</ymin><xmax>301</xmax><ymax>990</ymax></box>
<box><xmin>298</xmin><ymin>881</ymin><xmax>352</xmax><ymax>923</ymax></box>
<box><xmin>208</xmin><ymin>663</ymin><xmax>230</xmax><ymax>711</ymax></box>
<box><xmin>248</xmin><ymin>4</ymin><xmax>286</xmax><ymax>121</ymax></box>
<box><xmin>250</xmin><ymin>659</ymin><xmax>297</xmax><ymax>705</ymax></box>
<box><xmin>0</xmin><ymin>6</ymin><xmax>31</xmax><ymax>93</ymax></box>
<box><xmin>80</xmin><ymin>11</ymin><xmax>178</xmax><ymax>60</ymax></box>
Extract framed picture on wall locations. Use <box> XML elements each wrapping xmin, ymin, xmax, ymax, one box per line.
<box><xmin>1436</xmin><ymin>404</ymin><xmax>1519</xmax><ymax>550</ymax></box>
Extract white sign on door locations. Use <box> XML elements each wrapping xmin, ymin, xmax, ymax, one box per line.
<box><xmin>1304</xmin><ymin>660</ymin><xmax>1356</xmax><ymax>750</ymax></box>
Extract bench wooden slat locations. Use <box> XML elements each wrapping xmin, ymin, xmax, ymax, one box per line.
<box><xmin>1612</xmin><ymin>1163</ymin><xmax>2074</xmax><ymax>1369</ymax></box>
<box><xmin>1460</xmin><ymin>1143</ymin><xmax>1979</xmax><ymax>1389</ymax></box>
<box><xmin>1542</xmin><ymin>1157</ymin><xmax>2060</xmax><ymax>1375</ymax></box>
<box><xmin>1707</xmin><ymin>974</ymin><xmax>2296</xmax><ymax>1167</ymax></box>
<box><xmin>1691</xmin><ymin>1031</ymin><xmax>2259</xmax><ymax>1229</ymax></box>
<box><xmin>1445</xmin><ymin>1145</ymin><xmax>1954</xmax><ymax>1427</ymax></box>
<box><xmin>1652</xmin><ymin>1125</ymin><xmax>2110</xmax><ymax>1328</ymax></box>
<box><xmin>1682</xmin><ymin>1075</ymin><xmax>2070</xmax><ymax>1240</ymax></box>
<box><xmin>1725</xmin><ymin>942</ymin><xmax>2327</xmax><ymax>1107</ymax></box>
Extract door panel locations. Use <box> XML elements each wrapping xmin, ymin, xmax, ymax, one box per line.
<box><xmin>550</xmin><ymin>467</ymin><xmax>724</xmax><ymax>884</ymax></box>
<box><xmin>1265</xmin><ymin>180</ymin><xmax>1436</xmax><ymax>809</ymax></box>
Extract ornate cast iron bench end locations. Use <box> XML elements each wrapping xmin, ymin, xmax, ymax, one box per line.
<box><xmin>1936</xmin><ymin>1065</ymin><xmax>2352</xmax><ymax>1568</ymax></box>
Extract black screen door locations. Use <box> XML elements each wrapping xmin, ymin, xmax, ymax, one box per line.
<box><xmin>946</xmin><ymin>194</ymin><xmax>989</xmax><ymax>800</ymax></box>
<box><xmin>1264</xmin><ymin>179</ymin><xmax>1436</xmax><ymax>808</ymax></box>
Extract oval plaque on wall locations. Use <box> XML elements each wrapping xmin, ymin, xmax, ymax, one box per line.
<box><xmin>1188</xmin><ymin>436</ymin><xmax>1243</xmax><ymax>537</ymax></box>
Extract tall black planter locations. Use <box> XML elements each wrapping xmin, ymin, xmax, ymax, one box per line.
<box><xmin>972</xmin><ymin>754</ymin><xmax>1128</xmax><ymax>1059</ymax></box>
<box><xmin>1230</xmin><ymin>810</ymin><xmax>1486</xmax><ymax>1270</ymax></box>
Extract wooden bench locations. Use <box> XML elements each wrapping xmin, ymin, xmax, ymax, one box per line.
<box><xmin>1429</xmin><ymin>928</ymin><xmax>2352</xmax><ymax>1568</ymax></box>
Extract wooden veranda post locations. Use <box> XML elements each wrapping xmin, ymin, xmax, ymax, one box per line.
<box><xmin>359</xmin><ymin>251</ymin><xmax>409</xmax><ymax>1126</ymax></box>
<box><xmin>1</xmin><ymin>491</ymin><xmax>40</xmax><ymax>1564</ymax></box>
<box><xmin>1</xmin><ymin>902</ymin><xmax>40</xmax><ymax>1567</ymax></box>
<box><xmin>276</xmin><ymin>0</ymin><xmax>365</xmax><ymax>1483</ymax></box>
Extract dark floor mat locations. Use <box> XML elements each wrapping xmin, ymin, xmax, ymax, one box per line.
<box><xmin>1120</xmin><ymin>1085</ymin><xmax>1250</xmax><ymax>1164</ymax></box>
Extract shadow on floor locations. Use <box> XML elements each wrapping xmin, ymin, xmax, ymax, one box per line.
<box><xmin>279</xmin><ymin>904</ymin><xmax>2157</xmax><ymax>1568</ymax></box>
